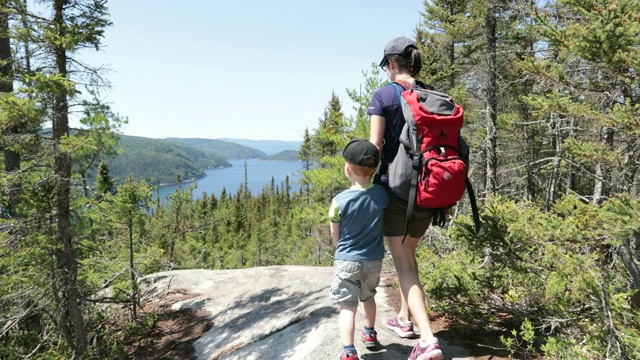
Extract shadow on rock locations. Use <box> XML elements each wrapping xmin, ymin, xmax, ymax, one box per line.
<box><xmin>359</xmin><ymin>342</ymin><xmax>414</xmax><ymax>359</ymax></box>
<box><xmin>199</xmin><ymin>286</ymin><xmax>335</xmax><ymax>358</ymax></box>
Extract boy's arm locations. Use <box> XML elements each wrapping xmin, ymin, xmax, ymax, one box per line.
<box><xmin>328</xmin><ymin>200</ymin><xmax>340</xmax><ymax>247</ymax></box>
<box><xmin>330</xmin><ymin>222</ymin><xmax>340</xmax><ymax>247</ymax></box>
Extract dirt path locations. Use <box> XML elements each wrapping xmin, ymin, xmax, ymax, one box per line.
<box><xmin>379</xmin><ymin>270</ymin><xmax>509</xmax><ymax>360</ymax></box>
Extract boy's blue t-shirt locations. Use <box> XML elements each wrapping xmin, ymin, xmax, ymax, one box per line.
<box><xmin>328</xmin><ymin>183</ymin><xmax>389</xmax><ymax>261</ymax></box>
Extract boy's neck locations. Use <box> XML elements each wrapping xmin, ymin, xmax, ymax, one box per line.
<box><xmin>350</xmin><ymin>174</ymin><xmax>373</xmax><ymax>187</ymax></box>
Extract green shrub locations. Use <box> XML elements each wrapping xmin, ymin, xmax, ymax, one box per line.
<box><xmin>419</xmin><ymin>195</ymin><xmax>640</xmax><ymax>359</ymax></box>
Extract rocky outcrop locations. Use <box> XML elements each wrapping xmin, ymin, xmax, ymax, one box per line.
<box><xmin>139</xmin><ymin>266</ymin><xmax>473</xmax><ymax>360</ymax></box>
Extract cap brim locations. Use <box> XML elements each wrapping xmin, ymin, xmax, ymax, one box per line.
<box><xmin>378</xmin><ymin>56</ymin><xmax>387</xmax><ymax>67</ymax></box>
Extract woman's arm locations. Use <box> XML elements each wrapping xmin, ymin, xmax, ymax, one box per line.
<box><xmin>369</xmin><ymin>114</ymin><xmax>385</xmax><ymax>155</ymax></box>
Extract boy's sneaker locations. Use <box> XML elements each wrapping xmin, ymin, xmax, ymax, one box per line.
<box><xmin>408</xmin><ymin>340</ymin><xmax>443</xmax><ymax>360</ymax></box>
<box><xmin>340</xmin><ymin>348</ymin><xmax>359</xmax><ymax>360</ymax></box>
<box><xmin>362</xmin><ymin>329</ymin><xmax>380</xmax><ymax>348</ymax></box>
<box><xmin>386</xmin><ymin>316</ymin><xmax>417</xmax><ymax>338</ymax></box>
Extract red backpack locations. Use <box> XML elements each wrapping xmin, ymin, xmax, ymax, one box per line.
<box><xmin>387</xmin><ymin>80</ymin><xmax>480</xmax><ymax>239</ymax></box>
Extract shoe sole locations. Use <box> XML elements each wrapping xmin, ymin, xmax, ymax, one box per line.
<box><xmin>362</xmin><ymin>340</ymin><xmax>378</xmax><ymax>348</ymax></box>
<box><xmin>386</xmin><ymin>324</ymin><xmax>417</xmax><ymax>338</ymax></box>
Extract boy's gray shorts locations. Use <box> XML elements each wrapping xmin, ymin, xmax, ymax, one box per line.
<box><xmin>330</xmin><ymin>259</ymin><xmax>383</xmax><ymax>308</ymax></box>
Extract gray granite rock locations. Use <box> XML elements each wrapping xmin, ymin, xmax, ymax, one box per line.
<box><xmin>139</xmin><ymin>266</ymin><xmax>473</xmax><ymax>360</ymax></box>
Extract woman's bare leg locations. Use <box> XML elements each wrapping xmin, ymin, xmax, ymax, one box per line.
<box><xmin>386</xmin><ymin>234</ymin><xmax>436</xmax><ymax>343</ymax></box>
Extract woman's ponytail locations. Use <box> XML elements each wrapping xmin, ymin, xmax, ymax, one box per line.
<box><xmin>391</xmin><ymin>46</ymin><xmax>422</xmax><ymax>77</ymax></box>
<box><xmin>408</xmin><ymin>47</ymin><xmax>422</xmax><ymax>77</ymax></box>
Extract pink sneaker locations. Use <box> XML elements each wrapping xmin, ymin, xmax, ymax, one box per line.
<box><xmin>386</xmin><ymin>316</ymin><xmax>417</xmax><ymax>338</ymax></box>
<box><xmin>408</xmin><ymin>340</ymin><xmax>443</xmax><ymax>360</ymax></box>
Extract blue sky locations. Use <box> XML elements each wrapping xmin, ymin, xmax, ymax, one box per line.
<box><xmin>83</xmin><ymin>1</ymin><xmax>425</xmax><ymax>141</ymax></box>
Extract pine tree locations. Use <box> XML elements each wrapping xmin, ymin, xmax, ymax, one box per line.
<box><xmin>94</xmin><ymin>160</ymin><xmax>115</xmax><ymax>202</ymax></box>
<box><xmin>345</xmin><ymin>65</ymin><xmax>387</xmax><ymax>138</ymax></box>
<box><xmin>47</xmin><ymin>1</ymin><xmax>110</xmax><ymax>354</ymax></box>
<box><xmin>303</xmin><ymin>92</ymin><xmax>350</xmax><ymax>203</ymax></box>
<box><xmin>110</xmin><ymin>175</ymin><xmax>152</xmax><ymax>320</ymax></box>
<box><xmin>0</xmin><ymin>0</ymin><xmax>112</xmax><ymax>355</ymax></box>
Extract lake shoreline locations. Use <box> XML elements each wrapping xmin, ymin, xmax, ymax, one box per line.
<box><xmin>156</xmin><ymin>165</ymin><xmax>233</xmax><ymax>188</ymax></box>
<box><xmin>156</xmin><ymin>159</ymin><xmax>302</xmax><ymax>199</ymax></box>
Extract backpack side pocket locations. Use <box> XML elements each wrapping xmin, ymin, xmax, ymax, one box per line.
<box><xmin>387</xmin><ymin>123</ymin><xmax>414</xmax><ymax>201</ymax></box>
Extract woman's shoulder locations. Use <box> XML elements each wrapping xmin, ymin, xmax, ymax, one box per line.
<box><xmin>373</xmin><ymin>83</ymin><xmax>398</xmax><ymax>101</ymax></box>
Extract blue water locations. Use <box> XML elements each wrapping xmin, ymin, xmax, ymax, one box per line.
<box><xmin>156</xmin><ymin>159</ymin><xmax>303</xmax><ymax>201</ymax></box>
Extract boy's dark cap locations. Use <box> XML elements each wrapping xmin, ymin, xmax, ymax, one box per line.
<box><xmin>342</xmin><ymin>139</ymin><xmax>379</xmax><ymax>168</ymax></box>
<box><xmin>378</xmin><ymin>36</ymin><xmax>417</xmax><ymax>67</ymax></box>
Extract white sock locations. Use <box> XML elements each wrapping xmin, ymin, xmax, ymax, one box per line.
<box><xmin>397</xmin><ymin>316</ymin><xmax>412</xmax><ymax>325</ymax></box>
<box><xmin>419</xmin><ymin>338</ymin><xmax>438</xmax><ymax>347</ymax></box>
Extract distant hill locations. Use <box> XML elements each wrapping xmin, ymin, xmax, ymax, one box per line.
<box><xmin>218</xmin><ymin>138</ymin><xmax>302</xmax><ymax>155</ymax></box>
<box><xmin>105</xmin><ymin>135</ymin><xmax>231</xmax><ymax>186</ymax></box>
<box><xmin>166</xmin><ymin>138</ymin><xmax>266</xmax><ymax>159</ymax></box>
<box><xmin>262</xmin><ymin>150</ymin><xmax>300</xmax><ymax>162</ymax></box>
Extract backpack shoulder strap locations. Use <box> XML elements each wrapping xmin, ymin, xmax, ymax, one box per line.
<box><xmin>466</xmin><ymin>177</ymin><xmax>482</xmax><ymax>234</ymax></box>
<box><xmin>392</xmin><ymin>80</ymin><xmax>415</xmax><ymax>91</ymax></box>
<box><xmin>389</xmin><ymin>82</ymin><xmax>403</xmax><ymax>103</ymax></box>
<box><xmin>401</xmin><ymin>154</ymin><xmax>422</xmax><ymax>244</ymax></box>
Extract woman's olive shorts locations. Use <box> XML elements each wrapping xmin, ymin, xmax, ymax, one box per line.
<box><xmin>383</xmin><ymin>190</ymin><xmax>434</xmax><ymax>238</ymax></box>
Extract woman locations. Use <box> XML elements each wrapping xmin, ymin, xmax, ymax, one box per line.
<box><xmin>368</xmin><ymin>36</ymin><xmax>443</xmax><ymax>360</ymax></box>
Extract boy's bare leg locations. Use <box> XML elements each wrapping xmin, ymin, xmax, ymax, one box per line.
<box><xmin>339</xmin><ymin>305</ymin><xmax>357</xmax><ymax>346</ymax></box>
<box><xmin>361</xmin><ymin>297</ymin><xmax>377</xmax><ymax>328</ymax></box>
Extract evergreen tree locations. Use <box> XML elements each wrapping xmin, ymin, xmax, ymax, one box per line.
<box><xmin>71</xmin><ymin>99</ymin><xmax>125</xmax><ymax>197</ymax></box>
<box><xmin>46</xmin><ymin>0</ymin><xmax>110</xmax><ymax>354</ymax></box>
<box><xmin>345</xmin><ymin>65</ymin><xmax>387</xmax><ymax>139</ymax></box>
<box><xmin>303</xmin><ymin>92</ymin><xmax>350</xmax><ymax>203</ymax></box>
<box><xmin>94</xmin><ymin>160</ymin><xmax>115</xmax><ymax>201</ymax></box>
<box><xmin>0</xmin><ymin>0</ymin><xmax>112</xmax><ymax>356</ymax></box>
<box><xmin>110</xmin><ymin>175</ymin><xmax>152</xmax><ymax>320</ymax></box>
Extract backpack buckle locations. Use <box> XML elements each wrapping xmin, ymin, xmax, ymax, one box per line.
<box><xmin>411</xmin><ymin>155</ymin><xmax>422</xmax><ymax>170</ymax></box>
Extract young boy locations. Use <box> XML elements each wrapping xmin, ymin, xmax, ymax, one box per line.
<box><xmin>329</xmin><ymin>139</ymin><xmax>389</xmax><ymax>360</ymax></box>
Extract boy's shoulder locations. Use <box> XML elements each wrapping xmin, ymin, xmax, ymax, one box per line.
<box><xmin>368</xmin><ymin>183</ymin><xmax>389</xmax><ymax>197</ymax></box>
<box><xmin>333</xmin><ymin>184</ymin><xmax>387</xmax><ymax>202</ymax></box>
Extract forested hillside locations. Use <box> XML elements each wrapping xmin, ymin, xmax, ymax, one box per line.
<box><xmin>263</xmin><ymin>150</ymin><xmax>300</xmax><ymax>162</ymax></box>
<box><xmin>105</xmin><ymin>135</ymin><xmax>231</xmax><ymax>185</ymax></box>
<box><xmin>219</xmin><ymin>138</ymin><xmax>303</xmax><ymax>155</ymax></box>
<box><xmin>0</xmin><ymin>1</ymin><xmax>639</xmax><ymax>360</ymax></box>
<box><xmin>166</xmin><ymin>137</ymin><xmax>266</xmax><ymax>159</ymax></box>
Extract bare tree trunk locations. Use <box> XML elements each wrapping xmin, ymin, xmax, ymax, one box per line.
<box><xmin>0</xmin><ymin>5</ymin><xmax>20</xmax><ymax>217</ymax></box>
<box><xmin>52</xmin><ymin>0</ymin><xmax>87</xmax><ymax>355</ymax></box>
<box><xmin>21</xmin><ymin>0</ymin><xmax>31</xmax><ymax>75</ymax></box>
<box><xmin>618</xmin><ymin>237</ymin><xmax>640</xmax><ymax>290</ymax></box>
<box><xmin>522</xmin><ymin>126</ymin><xmax>535</xmax><ymax>200</ymax></box>
<box><xmin>546</xmin><ymin>115</ymin><xmax>562</xmax><ymax>209</ymax></box>
<box><xmin>592</xmin><ymin>127</ymin><xmax>614</xmax><ymax>205</ymax></box>
<box><xmin>484</xmin><ymin>2</ymin><xmax>498</xmax><ymax>195</ymax></box>
<box><xmin>128</xmin><ymin>218</ymin><xmax>138</xmax><ymax>320</ymax></box>
<box><xmin>565</xmin><ymin>118</ymin><xmax>577</xmax><ymax>195</ymax></box>
<box><xmin>447</xmin><ymin>6</ymin><xmax>455</xmax><ymax>90</ymax></box>
<box><xmin>620</xmin><ymin>134</ymin><xmax>638</xmax><ymax>197</ymax></box>
<box><xmin>635</xmin><ymin>231</ymin><xmax>640</xmax><ymax>262</ymax></box>
<box><xmin>593</xmin><ymin>164</ymin><xmax>605</xmax><ymax>204</ymax></box>
<box><xmin>519</xmin><ymin>98</ymin><xmax>535</xmax><ymax>200</ymax></box>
